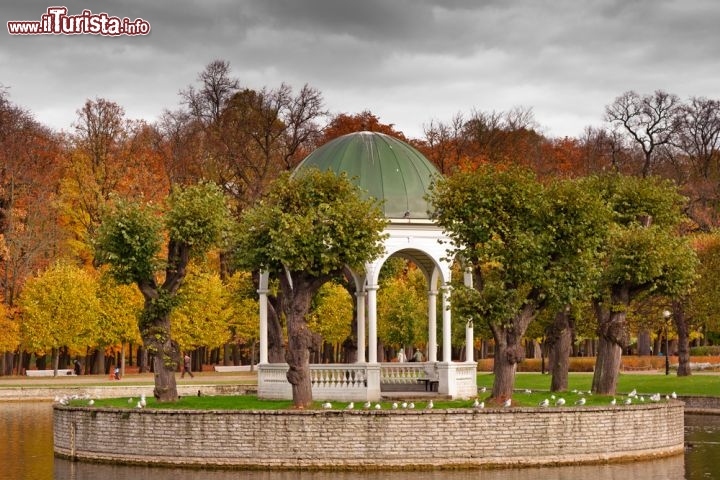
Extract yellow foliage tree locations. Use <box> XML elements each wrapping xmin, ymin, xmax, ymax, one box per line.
<box><xmin>225</xmin><ymin>271</ymin><xmax>260</xmax><ymax>347</ymax></box>
<box><xmin>96</xmin><ymin>274</ymin><xmax>143</xmax><ymax>375</ymax></box>
<box><xmin>171</xmin><ymin>268</ymin><xmax>233</xmax><ymax>353</ymax></box>
<box><xmin>0</xmin><ymin>303</ymin><xmax>20</xmax><ymax>353</ymax></box>
<box><xmin>308</xmin><ymin>281</ymin><xmax>353</xmax><ymax>347</ymax></box>
<box><xmin>18</xmin><ymin>262</ymin><xmax>100</xmax><ymax>374</ymax></box>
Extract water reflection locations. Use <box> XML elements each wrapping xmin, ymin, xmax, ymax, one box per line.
<box><xmin>53</xmin><ymin>456</ymin><xmax>686</xmax><ymax>480</ymax></box>
<box><xmin>5</xmin><ymin>402</ymin><xmax>720</xmax><ymax>480</ymax></box>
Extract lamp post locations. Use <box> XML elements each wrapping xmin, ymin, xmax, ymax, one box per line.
<box><xmin>663</xmin><ymin>310</ymin><xmax>671</xmax><ymax>376</ymax></box>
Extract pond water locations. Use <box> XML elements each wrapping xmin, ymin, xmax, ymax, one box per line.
<box><xmin>1</xmin><ymin>402</ymin><xmax>718</xmax><ymax>480</ymax></box>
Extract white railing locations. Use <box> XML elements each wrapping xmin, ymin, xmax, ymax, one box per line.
<box><xmin>380</xmin><ymin>362</ymin><xmax>437</xmax><ymax>384</ymax></box>
<box><xmin>310</xmin><ymin>365</ymin><xmax>367</xmax><ymax>389</ymax></box>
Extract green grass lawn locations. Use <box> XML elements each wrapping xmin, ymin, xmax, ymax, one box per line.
<box><xmin>477</xmin><ymin>372</ymin><xmax>720</xmax><ymax>396</ymax></box>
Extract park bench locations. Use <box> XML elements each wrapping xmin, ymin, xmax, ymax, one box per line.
<box><xmin>213</xmin><ymin>365</ymin><xmax>252</xmax><ymax>373</ymax></box>
<box><xmin>26</xmin><ymin>369</ymin><xmax>74</xmax><ymax>377</ymax></box>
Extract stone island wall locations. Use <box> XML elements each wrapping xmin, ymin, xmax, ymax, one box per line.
<box><xmin>54</xmin><ymin>402</ymin><xmax>685</xmax><ymax>470</ymax></box>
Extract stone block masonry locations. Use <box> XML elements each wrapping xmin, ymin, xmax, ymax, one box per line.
<box><xmin>54</xmin><ymin>402</ymin><xmax>685</xmax><ymax>469</ymax></box>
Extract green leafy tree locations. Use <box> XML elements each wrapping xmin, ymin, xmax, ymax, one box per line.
<box><xmin>94</xmin><ymin>182</ymin><xmax>230</xmax><ymax>402</ymax></box>
<box><xmin>18</xmin><ymin>262</ymin><xmax>100</xmax><ymax>375</ymax></box>
<box><xmin>233</xmin><ymin>169</ymin><xmax>387</xmax><ymax>407</ymax></box>
<box><xmin>430</xmin><ymin>167</ymin><xmax>608</xmax><ymax>403</ymax></box>
<box><xmin>588</xmin><ymin>174</ymin><xmax>698</xmax><ymax>394</ymax></box>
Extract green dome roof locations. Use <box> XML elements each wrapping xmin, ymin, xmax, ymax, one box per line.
<box><xmin>294</xmin><ymin>131</ymin><xmax>440</xmax><ymax>219</ymax></box>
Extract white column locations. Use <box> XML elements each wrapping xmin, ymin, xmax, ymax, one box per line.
<box><xmin>465</xmin><ymin>320</ymin><xmax>474</xmax><ymax>363</ymax></box>
<box><xmin>428</xmin><ymin>290</ymin><xmax>438</xmax><ymax>362</ymax></box>
<box><xmin>258</xmin><ymin>288</ymin><xmax>269</xmax><ymax>364</ymax></box>
<box><xmin>367</xmin><ymin>285</ymin><xmax>378</xmax><ymax>364</ymax></box>
<box><xmin>442</xmin><ymin>284</ymin><xmax>452</xmax><ymax>362</ymax></box>
<box><xmin>356</xmin><ymin>291</ymin><xmax>367</xmax><ymax>363</ymax></box>
<box><xmin>463</xmin><ymin>267</ymin><xmax>473</xmax><ymax>288</ymax></box>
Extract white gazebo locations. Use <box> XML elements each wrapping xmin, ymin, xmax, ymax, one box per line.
<box><xmin>256</xmin><ymin>132</ymin><xmax>477</xmax><ymax>401</ymax></box>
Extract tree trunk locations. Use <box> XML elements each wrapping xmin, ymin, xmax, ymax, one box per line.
<box><xmin>637</xmin><ymin>329</ymin><xmax>652</xmax><ymax>356</ymax></box>
<box><xmin>52</xmin><ymin>347</ymin><xmax>59</xmax><ymax>377</ymax></box>
<box><xmin>281</xmin><ymin>272</ymin><xmax>319</xmax><ymax>408</ymax></box>
<box><xmin>142</xmin><ymin>311</ymin><xmax>179</xmax><ymax>402</ymax></box>
<box><xmin>267</xmin><ymin>296</ymin><xmax>286</xmax><ymax>363</ymax></box>
<box><xmin>673</xmin><ymin>300</ymin><xmax>692</xmax><ymax>377</ymax></box>
<box><xmin>592</xmin><ymin>293</ymin><xmax>629</xmax><ymax>395</ymax></box>
<box><xmin>546</xmin><ymin>310</ymin><xmax>573</xmax><ymax>392</ymax></box>
<box><xmin>490</xmin><ymin>305</ymin><xmax>536</xmax><ymax>404</ymax></box>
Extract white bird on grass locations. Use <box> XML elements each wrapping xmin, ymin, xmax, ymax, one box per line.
<box><xmin>128</xmin><ymin>397</ymin><xmax>134</xmax><ymax>404</ymax></box>
<box><xmin>628</xmin><ymin>389</ymin><xmax>637</xmax><ymax>398</ymax></box>
<box><xmin>88</xmin><ymin>399</ymin><xmax>94</xmax><ymax>406</ymax></box>
<box><xmin>392</xmin><ymin>402</ymin><xmax>399</xmax><ymax>410</ymax></box>
<box><xmin>426</xmin><ymin>400</ymin><xmax>434</xmax><ymax>409</ymax></box>
<box><xmin>550</xmin><ymin>394</ymin><xmax>556</xmax><ymax>400</ymax></box>
<box><xmin>479</xmin><ymin>387</ymin><xmax>487</xmax><ymax>393</ymax></box>
<box><xmin>539</xmin><ymin>398</ymin><xmax>549</xmax><ymax>407</ymax></box>
<box><xmin>408</xmin><ymin>402</ymin><xmax>415</xmax><ymax>409</ymax></box>
<box><xmin>640</xmin><ymin>396</ymin><xmax>645</xmax><ymax>402</ymax></box>
<box><xmin>503</xmin><ymin>399</ymin><xmax>512</xmax><ymax>408</ymax></box>
<box><xmin>610</xmin><ymin>398</ymin><xmax>616</xmax><ymax>405</ymax></box>
<box><xmin>136</xmin><ymin>401</ymin><xmax>143</xmax><ymax>409</ymax></box>
<box><xmin>374</xmin><ymin>403</ymin><xmax>382</xmax><ymax>410</ymax></box>
<box><xmin>140</xmin><ymin>394</ymin><xmax>147</xmax><ymax>408</ymax></box>
<box><xmin>555</xmin><ymin>398</ymin><xmax>566</xmax><ymax>406</ymax></box>
<box><xmin>472</xmin><ymin>399</ymin><xmax>481</xmax><ymax>408</ymax></box>
<box><xmin>401</xmin><ymin>402</ymin><xmax>408</xmax><ymax>409</ymax></box>
<box><xmin>624</xmin><ymin>398</ymin><xmax>632</xmax><ymax>405</ymax></box>
<box><xmin>345</xmin><ymin>402</ymin><xmax>354</xmax><ymax>410</ymax></box>
<box><xmin>650</xmin><ymin>393</ymin><xmax>661</xmax><ymax>402</ymax></box>
<box><xmin>363</xmin><ymin>402</ymin><xmax>371</xmax><ymax>409</ymax></box>
<box><xmin>574</xmin><ymin>397</ymin><xmax>586</xmax><ymax>406</ymax></box>
<box><xmin>671</xmin><ymin>391</ymin><xmax>677</xmax><ymax>399</ymax></box>
<box><xmin>523</xmin><ymin>389</ymin><xmax>532</xmax><ymax>394</ymax></box>
<box><xmin>322</xmin><ymin>402</ymin><xmax>332</xmax><ymax>409</ymax></box>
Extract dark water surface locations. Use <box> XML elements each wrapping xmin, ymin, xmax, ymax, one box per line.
<box><xmin>1</xmin><ymin>402</ymin><xmax>718</xmax><ymax>479</ymax></box>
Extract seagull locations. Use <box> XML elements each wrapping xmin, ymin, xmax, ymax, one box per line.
<box><xmin>628</xmin><ymin>389</ymin><xmax>637</xmax><ymax>398</ymax></box>
<box><xmin>472</xmin><ymin>398</ymin><xmax>480</xmax><ymax>408</ymax></box>
<box><xmin>345</xmin><ymin>402</ymin><xmax>354</xmax><ymax>410</ymax></box>
<box><xmin>671</xmin><ymin>391</ymin><xmax>677</xmax><ymax>399</ymax></box>
<box><xmin>571</xmin><ymin>389</ymin><xmax>578</xmax><ymax>393</ymax></box>
<box><xmin>374</xmin><ymin>403</ymin><xmax>382</xmax><ymax>410</ymax></box>
<box><xmin>503</xmin><ymin>398</ymin><xmax>512</xmax><ymax>407</ymax></box>
<box><xmin>426</xmin><ymin>400</ymin><xmax>434</xmax><ymax>409</ymax></box>
<box><xmin>523</xmin><ymin>389</ymin><xmax>532</xmax><ymax>394</ymax></box>
<box><xmin>539</xmin><ymin>398</ymin><xmax>549</xmax><ymax>407</ymax></box>
<box><xmin>88</xmin><ymin>399</ymin><xmax>94</xmax><ymax>406</ymax></box>
<box><xmin>610</xmin><ymin>398</ymin><xmax>616</xmax><ymax>405</ymax></box>
<box><xmin>650</xmin><ymin>393</ymin><xmax>661</xmax><ymax>402</ymax></box>
<box><xmin>640</xmin><ymin>396</ymin><xmax>645</xmax><ymax>402</ymax></box>
<box><xmin>665</xmin><ymin>395</ymin><xmax>670</xmax><ymax>401</ymax></box>
<box><xmin>479</xmin><ymin>387</ymin><xmax>487</xmax><ymax>393</ymax></box>
<box><xmin>136</xmin><ymin>401</ymin><xmax>143</xmax><ymax>409</ymax></box>
<box><xmin>140</xmin><ymin>394</ymin><xmax>147</xmax><ymax>408</ymax></box>
<box><xmin>624</xmin><ymin>398</ymin><xmax>632</xmax><ymax>405</ymax></box>
<box><xmin>128</xmin><ymin>397</ymin><xmax>133</xmax><ymax>404</ymax></box>
<box><xmin>401</xmin><ymin>402</ymin><xmax>408</xmax><ymax>409</ymax></box>
<box><xmin>363</xmin><ymin>401</ymin><xmax>371</xmax><ymax>409</ymax></box>
<box><xmin>322</xmin><ymin>402</ymin><xmax>332</xmax><ymax>409</ymax></box>
<box><xmin>476</xmin><ymin>401</ymin><xmax>485</xmax><ymax>409</ymax></box>
<box><xmin>575</xmin><ymin>397</ymin><xmax>586</xmax><ymax>406</ymax></box>
<box><xmin>555</xmin><ymin>398</ymin><xmax>566</xmax><ymax>406</ymax></box>
<box><xmin>392</xmin><ymin>402</ymin><xmax>399</xmax><ymax>410</ymax></box>
<box><xmin>408</xmin><ymin>402</ymin><xmax>415</xmax><ymax>409</ymax></box>
<box><xmin>550</xmin><ymin>394</ymin><xmax>556</xmax><ymax>400</ymax></box>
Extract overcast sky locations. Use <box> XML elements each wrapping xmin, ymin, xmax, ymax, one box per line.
<box><xmin>3</xmin><ymin>0</ymin><xmax>720</xmax><ymax>140</ymax></box>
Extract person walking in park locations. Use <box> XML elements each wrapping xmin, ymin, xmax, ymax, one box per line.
<box><xmin>181</xmin><ymin>353</ymin><xmax>194</xmax><ymax>378</ymax></box>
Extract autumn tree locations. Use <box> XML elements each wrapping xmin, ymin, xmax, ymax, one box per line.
<box><xmin>0</xmin><ymin>303</ymin><xmax>19</xmax><ymax>375</ymax></box>
<box><xmin>605</xmin><ymin>90</ymin><xmax>681</xmax><ymax>178</ymax></box>
<box><xmin>308</xmin><ymin>281</ymin><xmax>354</xmax><ymax>362</ymax></box>
<box><xmin>171</xmin><ymin>268</ymin><xmax>233</xmax><ymax>354</ymax></box>
<box><xmin>0</xmin><ymin>90</ymin><xmax>63</xmax><ymax>307</ymax></box>
<box><xmin>18</xmin><ymin>262</ymin><xmax>100</xmax><ymax>376</ymax></box>
<box><xmin>233</xmin><ymin>169</ymin><xmax>387</xmax><ymax>407</ymax></box>
<box><xmin>588</xmin><ymin>174</ymin><xmax>698</xmax><ymax>394</ymax></box>
<box><xmin>430</xmin><ymin>167</ymin><xmax>608</xmax><ymax>403</ymax></box>
<box><xmin>377</xmin><ymin>265</ymin><xmax>427</xmax><ymax>355</ymax></box>
<box><xmin>94</xmin><ymin>182</ymin><xmax>230</xmax><ymax>402</ymax></box>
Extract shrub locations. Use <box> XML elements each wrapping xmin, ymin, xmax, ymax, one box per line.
<box><xmin>690</xmin><ymin>345</ymin><xmax>720</xmax><ymax>356</ymax></box>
